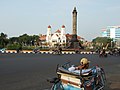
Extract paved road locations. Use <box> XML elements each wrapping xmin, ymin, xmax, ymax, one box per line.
<box><xmin>0</xmin><ymin>53</ymin><xmax>120</xmax><ymax>90</ymax></box>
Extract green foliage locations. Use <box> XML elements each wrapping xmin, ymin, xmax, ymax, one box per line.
<box><xmin>92</xmin><ymin>37</ymin><xmax>113</xmax><ymax>49</ymax></box>
<box><xmin>7</xmin><ymin>43</ymin><xmax>22</xmax><ymax>50</ymax></box>
<box><xmin>79</xmin><ymin>40</ymin><xmax>83</xmax><ymax>44</ymax></box>
<box><xmin>9</xmin><ymin>37</ymin><xmax>19</xmax><ymax>44</ymax></box>
<box><xmin>0</xmin><ymin>32</ymin><xmax>8</xmax><ymax>48</ymax></box>
<box><xmin>22</xmin><ymin>46</ymin><xmax>35</xmax><ymax>50</ymax></box>
<box><xmin>0</xmin><ymin>44</ymin><xmax>4</xmax><ymax>49</ymax></box>
<box><xmin>0</xmin><ymin>32</ymin><xmax>41</xmax><ymax>49</ymax></box>
<box><xmin>18</xmin><ymin>34</ymin><xmax>39</xmax><ymax>46</ymax></box>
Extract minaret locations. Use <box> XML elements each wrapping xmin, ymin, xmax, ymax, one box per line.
<box><xmin>72</xmin><ymin>7</ymin><xmax>77</xmax><ymax>35</ymax></box>
<box><xmin>61</xmin><ymin>25</ymin><xmax>66</xmax><ymax>43</ymax></box>
<box><xmin>61</xmin><ymin>25</ymin><xmax>65</xmax><ymax>36</ymax></box>
<box><xmin>46</xmin><ymin>25</ymin><xmax>52</xmax><ymax>43</ymax></box>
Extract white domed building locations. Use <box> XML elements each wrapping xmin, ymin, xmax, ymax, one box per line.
<box><xmin>39</xmin><ymin>25</ymin><xmax>84</xmax><ymax>47</ymax></box>
<box><xmin>46</xmin><ymin>25</ymin><xmax>66</xmax><ymax>47</ymax></box>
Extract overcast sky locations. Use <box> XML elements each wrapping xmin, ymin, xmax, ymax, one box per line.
<box><xmin>0</xmin><ymin>0</ymin><xmax>120</xmax><ymax>41</ymax></box>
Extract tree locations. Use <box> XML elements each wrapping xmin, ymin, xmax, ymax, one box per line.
<box><xmin>18</xmin><ymin>34</ymin><xmax>39</xmax><ymax>46</ymax></box>
<box><xmin>0</xmin><ymin>32</ymin><xmax>8</xmax><ymax>48</ymax></box>
<box><xmin>19</xmin><ymin>34</ymin><xmax>30</xmax><ymax>46</ymax></box>
<box><xmin>0</xmin><ymin>33</ymin><xmax>40</xmax><ymax>49</ymax></box>
<box><xmin>92</xmin><ymin>37</ymin><xmax>113</xmax><ymax>49</ymax></box>
<box><xmin>9</xmin><ymin>37</ymin><xmax>19</xmax><ymax>44</ymax></box>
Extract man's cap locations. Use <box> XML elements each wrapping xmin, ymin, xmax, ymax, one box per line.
<box><xmin>80</xmin><ymin>58</ymin><xmax>90</xmax><ymax>65</ymax></box>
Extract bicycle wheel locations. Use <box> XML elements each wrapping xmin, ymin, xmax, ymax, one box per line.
<box><xmin>51</xmin><ymin>82</ymin><xmax>64</xmax><ymax>90</ymax></box>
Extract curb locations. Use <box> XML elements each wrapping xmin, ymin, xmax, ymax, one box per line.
<box><xmin>1</xmin><ymin>50</ymin><xmax>96</xmax><ymax>54</ymax></box>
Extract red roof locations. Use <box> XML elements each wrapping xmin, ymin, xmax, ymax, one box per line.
<box><xmin>66</xmin><ymin>33</ymin><xmax>83</xmax><ymax>40</ymax></box>
<box><xmin>48</xmin><ymin>25</ymin><xmax>51</xmax><ymax>28</ymax></box>
<box><xmin>66</xmin><ymin>34</ymin><xmax>72</xmax><ymax>40</ymax></box>
<box><xmin>55</xmin><ymin>29</ymin><xmax>61</xmax><ymax>33</ymax></box>
<box><xmin>77</xmin><ymin>36</ymin><xmax>81</xmax><ymax>39</ymax></box>
<box><xmin>39</xmin><ymin>35</ymin><xmax>46</xmax><ymax>40</ymax></box>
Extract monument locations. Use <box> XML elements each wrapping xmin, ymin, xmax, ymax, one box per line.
<box><xmin>69</xmin><ymin>7</ymin><xmax>83</xmax><ymax>49</ymax></box>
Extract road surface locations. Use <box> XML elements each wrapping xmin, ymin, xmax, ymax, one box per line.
<box><xmin>0</xmin><ymin>53</ymin><xmax>120</xmax><ymax>90</ymax></box>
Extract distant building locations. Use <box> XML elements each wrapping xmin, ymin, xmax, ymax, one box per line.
<box><xmin>46</xmin><ymin>25</ymin><xmax>66</xmax><ymax>47</ymax></box>
<box><xmin>102</xmin><ymin>26</ymin><xmax>120</xmax><ymax>41</ymax></box>
<box><xmin>39</xmin><ymin>25</ymin><xmax>84</xmax><ymax>47</ymax></box>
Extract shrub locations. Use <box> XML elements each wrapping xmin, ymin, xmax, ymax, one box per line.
<box><xmin>7</xmin><ymin>44</ymin><xmax>22</xmax><ymax>50</ymax></box>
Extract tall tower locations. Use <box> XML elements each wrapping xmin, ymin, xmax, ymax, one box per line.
<box><xmin>69</xmin><ymin>7</ymin><xmax>83</xmax><ymax>49</ymax></box>
<box><xmin>71</xmin><ymin>7</ymin><xmax>78</xmax><ymax>42</ymax></box>
<box><xmin>72</xmin><ymin>7</ymin><xmax>77</xmax><ymax>35</ymax></box>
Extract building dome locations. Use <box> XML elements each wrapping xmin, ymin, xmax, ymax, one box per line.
<box><xmin>48</xmin><ymin>25</ymin><xmax>51</xmax><ymax>28</ymax></box>
<box><xmin>62</xmin><ymin>25</ymin><xmax>65</xmax><ymax>28</ymax></box>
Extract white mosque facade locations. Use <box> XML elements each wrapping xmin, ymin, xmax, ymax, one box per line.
<box><xmin>46</xmin><ymin>25</ymin><xmax>66</xmax><ymax>47</ymax></box>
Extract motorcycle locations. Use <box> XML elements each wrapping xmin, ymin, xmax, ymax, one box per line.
<box><xmin>99</xmin><ymin>50</ymin><xmax>107</xmax><ymax>57</ymax></box>
<box><xmin>47</xmin><ymin>62</ymin><xmax>106</xmax><ymax>90</ymax></box>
